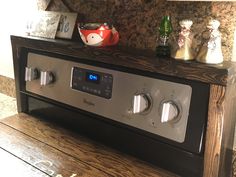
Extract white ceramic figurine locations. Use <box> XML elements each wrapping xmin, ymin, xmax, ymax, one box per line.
<box><xmin>196</xmin><ymin>19</ymin><xmax>223</xmax><ymax>64</ymax></box>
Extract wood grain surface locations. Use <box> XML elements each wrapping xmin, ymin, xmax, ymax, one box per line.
<box><xmin>0</xmin><ymin>123</ymin><xmax>110</xmax><ymax>177</ymax></box>
<box><xmin>0</xmin><ymin>113</ymin><xmax>178</xmax><ymax>177</ymax></box>
<box><xmin>203</xmin><ymin>84</ymin><xmax>236</xmax><ymax>177</ymax></box>
<box><xmin>203</xmin><ymin>85</ymin><xmax>225</xmax><ymax>177</ymax></box>
<box><xmin>11</xmin><ymin>35</ymin><xmax>236</xmax><ymax>86</ymax></box>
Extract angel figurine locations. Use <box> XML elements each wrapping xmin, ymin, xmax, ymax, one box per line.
<box><xmin>171</xmin><ymin>19</ymin><xmax>196</xmax><ymax>60</ymax></box>
<box><xmin>196</xmin><ymin>19</ymin><xmax>223</xmax><ymax>64</ymax></box>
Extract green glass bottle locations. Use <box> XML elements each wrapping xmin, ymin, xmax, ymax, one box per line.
<box><xmin>156</xmin><ymin>15</ymin><xmax>173</xmax><ymax>57</ymax></box>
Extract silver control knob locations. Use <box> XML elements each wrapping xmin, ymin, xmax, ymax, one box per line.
<box><xmin>40</xmin><ymin>71</ymin><xmax>55</xmax><ymax>86</ymax></box>
<box><xmin>132</xmin><ymin>94</ymin><xmax>151</xmax><ymax>114</ymax></box>
<box><xmin>25</xmin><ymin>67</ymin><xmax>39</xmax><ymax>81</ymax></box>
<box><xmin>161</xmin><ymin>101</ymin><xmax>179</xmax><ymax>123</ymax></box>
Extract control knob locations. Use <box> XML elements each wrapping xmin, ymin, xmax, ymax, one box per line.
<box><xmin>40</xmin><ymin>71</ymin><xmax>55</xmax><ymax>86</ymax></box>
<box><xmin>25</xmin><ymin>67</ymin><xmax>39</xmax><ymax>81</ymax></box>
<box><xmin>160</xmin><ymin>101</ymin><xmax>180</xmax><ymax>123</ymax></box>
<box><xmin>132</xmin><ymin>94</ymin><xmax>151</xmax><ymax>114</ymax></box>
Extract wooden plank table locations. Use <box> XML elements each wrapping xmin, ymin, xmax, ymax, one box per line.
<box><xmin>0</xmin><ymin>113</ymin><xmax>178</xmax><ymax>177</ymax></box>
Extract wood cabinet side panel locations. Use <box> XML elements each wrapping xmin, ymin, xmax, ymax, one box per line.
<box><xmin>204</xmin><ymin>84</ymin><xmax>236</xmax><ymax>177</ymax></box>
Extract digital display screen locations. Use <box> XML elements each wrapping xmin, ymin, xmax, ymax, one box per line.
<box><xmin>86</xmin><ymin>72</ymin><xmax>100</xmax><ymax>84</ymax></box>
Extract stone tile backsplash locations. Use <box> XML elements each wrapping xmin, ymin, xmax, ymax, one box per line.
<box><xmin>45</xmin><ymin>0</ymin><xmax>236</xmax><ymax>60</ymax></box>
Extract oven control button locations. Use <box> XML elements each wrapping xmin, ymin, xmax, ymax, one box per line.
<box><xmin>25</xmin><ymin>67</ymin><xmax>39</xmax><ymax>81</ymax></box>
<box><xmin>132</xmin><ymin>94</ymin><xmax>151</xmax><ymax>114</ymax></box>
<box><xmin>40</xmin><ymin>71</ymin><xmax>55</xmax><ymax>86</ymax></box>
<box><xmin>160</xmin><ymin>101</ymin><xmax>179</xmax><ymax>123</ymax></box>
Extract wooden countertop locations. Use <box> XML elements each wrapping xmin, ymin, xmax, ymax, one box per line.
<box><xmin>11</xmin><ymin>35</ymin><xmax>236</xmax><ymax>86</ymax></box>
<box><xmin>0</xmin><ymin>113</ymin><xmax>179</xmax><ymax>177</ymax></box>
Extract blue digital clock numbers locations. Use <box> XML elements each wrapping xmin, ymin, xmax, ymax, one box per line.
<box><xmin>89</xmin><ymin>74</ymin><xmax>98</xmax><ymax>81</ymax></box>
<box><xmin>86</xmin><ymin>72</ymin><xmax>100</xmax><ymax>84</ymax></box>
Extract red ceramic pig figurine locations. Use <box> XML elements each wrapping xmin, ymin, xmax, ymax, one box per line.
<box><xmin>78</xmin><ymin>23</ymin><xmax>119</xmax><ymax>47</ymax></box>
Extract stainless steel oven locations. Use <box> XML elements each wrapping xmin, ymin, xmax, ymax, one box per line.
<box><xmin>18</xmin><ymin>49</ymin><xmax>210</xmax><ymax>177</ymax></box>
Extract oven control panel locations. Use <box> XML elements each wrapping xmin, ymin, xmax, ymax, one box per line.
<box><xmin>71</xmin><ymin>67</ymin><xmax>113</xmax><ymax>99</ymax></box>
<box><xmin>25</xmin><ymin>52</ymin><xmax>192</xmax><ymax>143</ymax></box>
